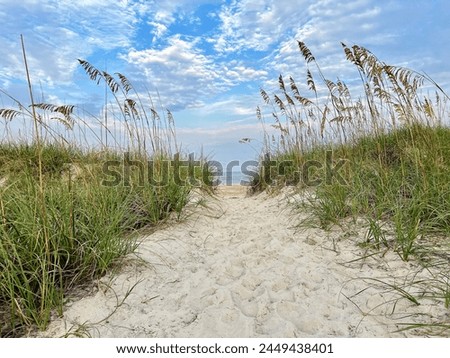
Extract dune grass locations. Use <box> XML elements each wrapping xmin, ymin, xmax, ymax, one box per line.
<box><xmin>253</xmin><ymin>41</ymin><xmax>450</xmax><ymax>331</ymax></box>
<box><xmin>0</xmin><ymin>52</ymin><xmax>210</xmax><ymax>336</ymax></box>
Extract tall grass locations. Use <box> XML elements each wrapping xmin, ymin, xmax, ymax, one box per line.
<box><xmin>0</xmin><ymin>43</ymin><xmax>209</xmax><ymax>336</ymax></box>
<box><xmin>254</xmin><ymin>42</ymin><xmax>450</xmax><ymax>318</ymax></box>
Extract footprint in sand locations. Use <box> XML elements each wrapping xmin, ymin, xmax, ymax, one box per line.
<box><xmin>240</xmin><ymin>274</ymin><xmax>263</xmax><ymax>291</ymax></box>
<box><xmin>229</xmin><ymin>274</ymin><xmax>267</xmax><ymax>317</ymax></box>
<box><xmin>276</xmin><ymin>301</ymin><xmax>323</xmax><ymax>335</ymax></box>
<box><xmin>230</xmin><ymin>287</ymin><xmax>259</xmax><ymax>317</ymax></box>
<box><xmin>215</xmin><ymin>259</ymin><xmax>246</xmax><ymax>286</ymax></box>
<box><xmin>267</xmin><ymin>280</ymin><xmax>295</xmax><ymax>302</ymax></box>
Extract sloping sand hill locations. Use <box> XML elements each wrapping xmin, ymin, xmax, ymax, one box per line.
<box><xmin>38</xmin><ymin>186</ymin><xmax>448</xmax><ymax>337</ymax></box>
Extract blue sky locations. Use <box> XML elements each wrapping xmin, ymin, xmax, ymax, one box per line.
<box><xmin>0</xmin><ymin>0</ymin><xmax>449</xmax><ymax>163</ymax></box>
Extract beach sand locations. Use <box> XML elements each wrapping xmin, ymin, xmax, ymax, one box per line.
<box><xmin>38</xmin><ymin>186</ymin><xmax>448</xmax><ymax>337</ymax></box>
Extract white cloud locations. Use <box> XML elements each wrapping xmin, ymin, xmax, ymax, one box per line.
<box><xmin>122</xmin><ymin>35</ymin><xmax>268</xmax><ymax>111</ymax></box>
<box><xmin>0</xmin><ymin>0</ymin><xmax>271</xmax><ymax>116</ymax></box>
<box><xmin>154</xmin><ymin>9</ymin><xmax>176</xmax><ymax>24</ymax></box>
<box><xmin>231</xmin><ymin>0</ymin><xmax>414</xmax><ymax>94</ymax></box>
<box><xmin>193</xmin><ymin>95</ymin><xmax>260</xmax><ymax>117</ymax></box>
<box><xmin>124</xmin><ymin>35</ymin><xmax>223</xmax><ymax>108</ymax></box>
<box><xmin>225</xmin><ymin>65</ymin><xmax>268</xmax><ymax>81</ymax></box>
<box><xmin>213</xmin><ymin>0</ymin><xmax>311</xmax><ymax>53</ymax></box>
<box><xmin>148</xmin><ymin>21</ymin><xmax>169</xmax><ymax>40</ymax></box>
<box><xmin>0</xmin><ymin>0</ymin><xmax>139</xmax><ymax>92</ymax></box>
<box><xmin>211</xmin><ymin>0</ymin><xmax>401</xmax><ymax>79</ymax></box>
<box><xmin>178</xmin><ymin>122</ymin><xmax>260</xmax><ymax>138</ymax></box>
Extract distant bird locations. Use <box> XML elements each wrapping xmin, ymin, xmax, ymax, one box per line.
<box><xmin>239</xmin><ymin>138</ymin><xmax>252</xmax><ymax>143</ymax></box>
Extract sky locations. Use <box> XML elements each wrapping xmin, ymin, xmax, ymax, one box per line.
<box><xmin>0</xmin><ymin>0</ymin><xmax>449</xmax><ymax>164</ymax></box>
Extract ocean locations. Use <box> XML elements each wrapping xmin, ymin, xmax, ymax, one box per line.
<box><xmin>216</xmin><ymin>170</ymin><xmax>255</xmax><ymax>186</ymax></box>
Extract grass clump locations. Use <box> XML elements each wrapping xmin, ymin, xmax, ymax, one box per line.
<box><xmin>0</xmin><ymin>51</ymin><xmax>210</xmax><ymax>336</ymax></box>
<box><xmin>0</xmin><ymin>170</ymin><xmax>136</xmax><ymax>332</ymax></box>
<box><xmin>0</xmin><ymin>151</ymin><xmax>197</xmax><ymax>336</ymax></box>
<box><xmin>254</xmin><ymin>41</ymin><xmax>450</xmax><ymax>258</ymax></box>
<box><xmin>253</xmin><ymin>41</ymin><xmax>450</xmax><ymax>322</ymax></box>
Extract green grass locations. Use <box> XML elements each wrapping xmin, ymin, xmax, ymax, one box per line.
<box><xmin>0</xmin><ymin>56</ymin><xmax>212</xmax><ymax>336</ymax></box>
<box><xmin>306</xmin><ymin>125</ymin><xmax>450</xmax><ymax>259</ymax></box>
<box><xmin>254</xmin><ymin>42</ymin><xmax>450</xmax><ymax>257</ymax></box>
<box><xmin>0</xmin><ymin>148</ymin><xmax>200</xmax><ymax>336</ymax></box>
<box><xmin>252</xmin><ymin>41</ymin><xmax>450</xmax><ymax>331</ymax></box>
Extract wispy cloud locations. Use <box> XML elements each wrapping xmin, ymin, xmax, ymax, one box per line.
<box><xmin>122</xmin><ymin>34</ymin><xmax>268</xmax><ymax>111</ymax></box>
<box><xmin>0</xmin><ymin>0</ymin><xmax>138</xmax><ymax>91</ymax></box>
<box><xmin>123</xmin><ymin>35</ymin><xmax>225</xmax><ymax>109</ymax></box>
<box><xmin>213</xmin><ymin>0</ymin><xmax>311</xmax><ymax>53</ymax></box>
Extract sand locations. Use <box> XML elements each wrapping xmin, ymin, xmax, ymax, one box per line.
<box><xmin>38</xmin><ymin>186</ymin><xmax>448</xmax><ymax>337</ymax></box>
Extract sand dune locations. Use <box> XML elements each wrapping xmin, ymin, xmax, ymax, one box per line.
<box><xmin>38</xmin><ymin>186</ymin><xmax>448</xmax><ymax>337</ymax></box>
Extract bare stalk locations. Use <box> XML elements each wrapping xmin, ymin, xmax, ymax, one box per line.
<box><xmin>21</xmin><ymin>34</ymin><xmax>51</xmax><ymax>318</ymax></box>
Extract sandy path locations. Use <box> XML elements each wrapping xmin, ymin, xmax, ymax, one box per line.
<box><xmin>39</xmin><ymin>186</ymin><xmax>447</xmax><ymax>337</ymax></box>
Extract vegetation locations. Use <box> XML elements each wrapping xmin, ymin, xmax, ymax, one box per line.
<box><xmin>253</xmin><ymin>41</ymin><xmax>450</xmax><ymax>330</ymax></box>
<box><xmin>0</xmin><ymin>40</ymin><xmax>210</xmax><ymax>336</ymax></box>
